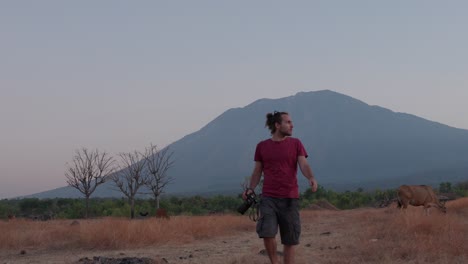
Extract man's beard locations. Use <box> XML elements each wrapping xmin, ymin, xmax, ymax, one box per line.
<box><xmin>279</xmin><ymin>129</ymin><xmax>292</xmax><ymax>137</ymax></box>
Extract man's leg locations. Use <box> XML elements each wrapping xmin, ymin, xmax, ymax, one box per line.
<box><xmin>283</xmin><ymin>244</ymin><xmax>295</xmax><ymax>264</ymax></box>
<box><xmin>278</xmin><ymin>199</ymin><xmax>300</xmax><ymax>264</ymax></box>
<box><xmin>264</xmin><ymin>237</ymin><xmax>279</xmax><ymax>264</ymax></box>
<box><xmin>258</xmin><ymin>198</ymin><xmax>279</xmax><ymax>263</ymax></box>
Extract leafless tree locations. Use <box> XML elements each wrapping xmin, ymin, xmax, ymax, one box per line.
<box><xmin>112</xmin><ymin>151</ymin><xmax>147</xmax><ymax>219</ymax></box>
<box><xmin>241</xmin><ymin>176</ymin><xmax>263</xmax><ymax>194</ymax></box>
<box><xmin>65</xmin><ymin>148</ymin><xmax>115</xmax><ymax>218</ymax></box>
<box><xmin>143</xmin><ymin>144</ymin><xmax>174</xmax><ymax>210</ymax></box>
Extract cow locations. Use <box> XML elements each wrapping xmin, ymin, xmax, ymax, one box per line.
<box><xmin>139</xmin><ymin>211</ymin><xmax>149</xmax><ymax>217</ymax></box>
<box><xmin>156</xmin><ymin>208</ymin><xmax>170</xmax><ymax>219</ymax></box>
<box><xmin>397</xmin><ymin>185</ymin><xmax>447</xmax><ymax>214</ymax></box>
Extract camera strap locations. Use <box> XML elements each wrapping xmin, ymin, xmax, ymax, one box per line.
<box><xmin>249</xmin><ymin>201</ymin><xmax>260</xmax><ymax>222</ymax></box>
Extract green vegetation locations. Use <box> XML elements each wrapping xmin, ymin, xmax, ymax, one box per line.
<box><xmin>1</xmin><ymin>181</ymin><xmax>467</xmax><ymax>220</ymax></box>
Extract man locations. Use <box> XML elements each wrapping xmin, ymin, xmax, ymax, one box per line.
<box><xmin>243</xmin><ymin>111</ymin><xmax>318</xmax><ymax>264</ymax></box>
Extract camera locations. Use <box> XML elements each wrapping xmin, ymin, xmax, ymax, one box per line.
<box><xmin>237</xmin><ymin>191</ymin><xmax>257</xmax><ymax>215</ymax></box>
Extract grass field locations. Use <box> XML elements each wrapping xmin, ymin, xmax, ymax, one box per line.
<box><xmin>1</xmin><ymin>198</ymin><xmax>467</xmax><ymax>263</ymax></box>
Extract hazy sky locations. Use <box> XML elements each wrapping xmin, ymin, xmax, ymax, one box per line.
<box><xmin>1</xmin><ymin>1</ymin><xmax>467</xmax><ymax>199</ymax></box>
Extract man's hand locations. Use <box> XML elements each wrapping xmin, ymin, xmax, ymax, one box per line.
<box><xmin>309</xmin><ymin>178</ymin><xmax>318</xmax><ymax>192</ymax></box>
<box><xmin>242</xmin><ymin>188</ymin><xmax>255</xmax><ymax>200</ymax></box>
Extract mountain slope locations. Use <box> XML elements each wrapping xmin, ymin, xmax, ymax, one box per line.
<box><xmin>26</xmin><ymin>90</ymin><xmax>468</xmax><ymax>198</ymax></box>
<box><xmin>166</xmin><ymin>90</ymin><xmax>468</xmax><ymax>193</ymax></box>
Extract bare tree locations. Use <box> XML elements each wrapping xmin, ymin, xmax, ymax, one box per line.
<box><xmin>241</xmin><ymin>176</ymin><xmax>263</xmax><ymax>194</ymax></box>
<box><xmin>65</xmin><ymin>148</ymin><xmax>115</xmax><ymax>218</ymax></box>
<box><xmin>143</xmin><ymin>144</ymin><xmax>174</xmax><ymax>210</ymax></box>
<box><xmin>112</xmin><ymin>151</ymin><xmax>147</xmax><ymax>219</ymax></box>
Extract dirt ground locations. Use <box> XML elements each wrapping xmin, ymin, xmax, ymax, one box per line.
<box><xmin>0</xmin><ymin>207</ymin><xmax>458</xmax><ymax>264</ymax></box>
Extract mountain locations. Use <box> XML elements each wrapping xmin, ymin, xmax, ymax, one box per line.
<box><xmin>25</xmin><ymin>90</ymin><xmax>468</xmax><ymax>198</ymax></box>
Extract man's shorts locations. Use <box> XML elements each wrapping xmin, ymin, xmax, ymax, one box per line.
<box><xmin>256</xmin><ymin>196</ymin><xmax>301</xmax><ymax>245</ymax></box>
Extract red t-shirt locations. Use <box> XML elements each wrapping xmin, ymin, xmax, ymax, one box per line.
<box><xmin>254</xmin><ymin>137</ymin><xmax>308</xmax><ymax>198</ymax></box>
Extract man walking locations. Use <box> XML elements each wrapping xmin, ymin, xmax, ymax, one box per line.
<box><xmin>243</xmin><ymin>111</ymin><xmax>318</xmax><ymax>264</ymax></box>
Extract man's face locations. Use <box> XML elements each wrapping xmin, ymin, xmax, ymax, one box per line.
<box><xmin>276</xmin><ymin>114</ymin><xmax>293</xmax><ymax>136</ymax></box>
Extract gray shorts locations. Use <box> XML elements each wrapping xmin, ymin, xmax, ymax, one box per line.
<box><xmin>256</xmin><ymin>196</ymin><xmax>301</xmax><ymax>245</ymax></box>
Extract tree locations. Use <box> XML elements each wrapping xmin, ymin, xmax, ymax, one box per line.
<box><xmin>143</xmin><ymin>144</ymin><xmax>174</xmax><ymax>210</ymax></box>
<box><xmin>302</xmin><ymin>185</ymin><xmax>330</xmax><ymax>201</ymax></box>
<box><xmin>241</xmin><ymin>176</ymin><xmax>263</xmax><ymax>194</ymax></box>
<box><xmin>65</xmin><ymin>148</ymin><xmax>115</xmax><ymax>218</ymax></box>
<box><xmin>439</xmin><ymin>182</ymin><xmax>452</xmax><ymax>193</ymax></box>
<box><xmin>112</xmin><ymin>151</ymin><xmax>147</xmax><ymax>219</ymax></box>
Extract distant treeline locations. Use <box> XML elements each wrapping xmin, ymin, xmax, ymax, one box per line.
<box><xmin>1</xmin><ymin>181</ymin><xmax>467</xmax><ymax>220</ymax></box>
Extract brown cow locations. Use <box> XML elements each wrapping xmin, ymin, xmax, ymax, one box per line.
<box><xmin>397</xmin><ymin>185</ymin><xmax>447</xmax><ymax>214</ymax></box>
<box><xmin>156</xmin><ymin>208</ymin><xmax>170</xmax><ymax>219</ymax></box>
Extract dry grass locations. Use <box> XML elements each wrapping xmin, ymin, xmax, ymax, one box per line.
<box><xmin>1</xmin><ymin>198</ymin><xmax>468</xmax><ymax>263</ymax></box>
<box><xmin>0</xmin><ymin>214</ymin><xmax>254</xmax><ymax>251</ymax></box>
<box><xmin>325</xmin><ymin>198</ymin><xmax>468</xmax><ymax>264</ymax></box>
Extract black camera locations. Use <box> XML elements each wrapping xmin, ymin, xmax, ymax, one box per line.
<box><xmin>237</xmin><ymin>191</ymin><xmax>257</xmax><ymax>215</ymax></box>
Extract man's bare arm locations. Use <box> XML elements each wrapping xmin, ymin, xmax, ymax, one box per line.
<box><xmin>298</xmin><ymin>156</ymin><xmax>318</xmax><ymax>192</ymax></box>
<box><xmin>249</xmin><ymin>161</ymin><xmax>263</xmax><ymax>189</ymax></box>
<box><xmin>242</xmin><ymin>161</ymin><xmax>263</xmax><ymax>199</ymax></box>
